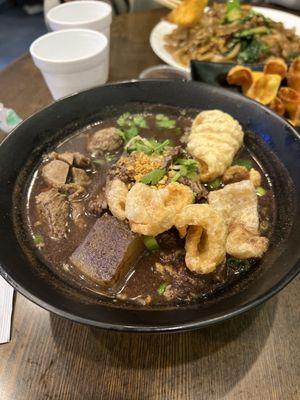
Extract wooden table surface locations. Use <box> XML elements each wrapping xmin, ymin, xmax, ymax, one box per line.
<box><xmin>0</xmin><ymin>8</ymin><xmax>299</xmax><ymax>400</ymax></box>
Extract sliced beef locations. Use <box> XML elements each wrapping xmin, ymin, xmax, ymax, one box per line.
<box><xmin>70</xmin><ymin>214</ymin><xmax>144</xmax><ymax>286</ymax></box>
<box><xmin>42</xmin><ymin>160</ymin><xmax>69</xmax><ymax>188</ymax></box>
<box><xmin>178</xmin><ymin>177</ymin><xmax>208</xmax><ymax>202</ymax></box>
<box><xmin>36</xmin><ymin>188</ymin><xmax>69</xmax><ymax>240</ymax></box>
<box><xmin>162</xmin><ymin>146</ymin><xmax>182</xmax><ymax>168</ymax></box>
<box><xmin>71</xmin><ymin>167</ymin><xmax>91</xmax><ymax>187</ymax></box>
<box><xmin>87</xmin><ymin>127</ymin><xmax>122</xmax><ymax>155</ymax></box>
<box><xmin>87</xmin><ymin>190</ymin><xmax>107</xmax><ymax>216</ymax></box>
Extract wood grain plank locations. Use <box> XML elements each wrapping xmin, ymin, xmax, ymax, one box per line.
<box><xmin>0</xmin><ymin>8</ymin><xmax>299</xmax><ymax>400</ymax></box>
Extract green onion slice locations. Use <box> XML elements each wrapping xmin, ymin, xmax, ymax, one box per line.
<box><xmin>207</xmin><ymin>178</ymin><xmax>222</xmax><ymax>190</ymax></box>
<box><xmin>157</xmin><ymin>282</ymin><xmax>168</xmax><ymax>296</ymax></box>
<box><xmin>256</xmin><ymin>187</ymin><xmax>266</xmax><ymax>196</ymax></box>
<box><xmin>233</xmin><ymin>159</ymin><xmax>253</xmax><ymax>170</ymax></box>
<box><xmin>143</xmin><ymin>235</ymin><xmax>159</xmax><ymax>251</ymax></box>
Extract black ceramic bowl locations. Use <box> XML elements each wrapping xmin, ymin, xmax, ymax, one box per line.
<box><xmin>0</xmin><ymin>80</ymin><xmax>299</xmax><ymax>332</ymax></box>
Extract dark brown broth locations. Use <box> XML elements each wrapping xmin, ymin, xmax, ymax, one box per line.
<box><xmin>25</xmin><ymin>111</ymin><xmax>275</xmax><ymax>307</ymax></box>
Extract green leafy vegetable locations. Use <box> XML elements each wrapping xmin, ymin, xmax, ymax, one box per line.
<box><xmin>126</xmin><ymin>136</ymin><xmax>171</xmax><ymax>155</ymax></box>
<box><xmin>233</xmin><ymin>159</ymin><xmax>253</xmax><ymax>170</ymax></box>
<box><xmin>157</xmin><ymin>282</ymin><xmax>168</xmax><ymax>296</ymax></box>
<box><xmin>117</xmin><ymin>113</ymin><xmax>148</xmax><ymax>143</ymax></box>
<box><xmin>143</xmin><ymin>236</ymin><xmax>160</xmax><ymax>251</ymax></box>
<box><xmin>117</xmin><ymin>126</ymin><xmax>139</xmax><ymax>143</ymax></box>
<box><xmin>287</xmin><ymin>51</ymin><xmax>300</xmax><ymax>63</ymax></box>
<box><xmin>171</xmin><ymin>158</ymin><xmax>199</xmax><ymax>182</ymax></box>
<box><xmin>155</xmin><ymin>114</ymin><xmax>176</xmax><ymax>129</ymax></box>
<box><xmin>226</xmin><ymin>0</ymin><xmax>241</xmax><ymax>23</ymax></box>
<box><xmin>133</xmin><ymin>115</ymin><xmax>148</xmax><ymax>128</ymax></box>
<box><xmin>237</xmin><ymin>38</ymin><xmax>269</xmax><ymax>64</ymax></box>
<box><xmin>256</xmin><ymin>186</ymin><xmax>266</xmax><ymax>197</ymax></box>
<box><xmin>207</xmin><ymin>178</ymin><xmax>222</xmax><ymax>190</ymax></box>
<box><xmin>117</xmin><ymin>112</ymin><xmax>131</xmax><ymax>127</ymax></box>
<box><xmin>234</xmin><ymin>26</ymin><xmax>270</xmax><ymax>38</ymax></box>
<box><xmin>140</xmin><ymin>168</ymin><xmax>166</xmax><ymax>185</ymax></box>
<box><xmin>33</xmin><ymin>234</ymin><xmax>45</xmax><ymax>248</ymax></box>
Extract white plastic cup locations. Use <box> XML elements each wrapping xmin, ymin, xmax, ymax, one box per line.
<box><xmin>30</xmin><ymin>29</ymin><xmax>109</xmax><ymax>100</ymax></box>
<box><xmin>46</xmin><ymin>1</ymin><xmax>112</xmax><ymax>40</ymax></box>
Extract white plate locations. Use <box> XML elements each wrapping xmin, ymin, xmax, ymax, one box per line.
<box><xmin>150</xmin><ymin>6</ymin><xmax>300</xmax><ymax>72</ymax></box>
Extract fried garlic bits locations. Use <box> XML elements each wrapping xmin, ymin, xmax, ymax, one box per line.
<box><xmin>106</xmin><ymin>178</ymin><xmax>128</xmax><ymax>221</ymax></box>
<box><xmin>175</xmin><ymin>204</ymin><xmax>227</xmax><ymax>274</ymax></box>
<box><xmin>125</xmin><ymin>182</ymin><xmax>194</xmax><ymax>236</ymax></box>
<box><xmin>208</xmin><ymin>180</ymin><xmax>268</xmax><ymax>259</ymax></box>
<box><xmin>187</xmin><ymin>110</ymin><xmax>244</xmax><ymax>182</ymax></box>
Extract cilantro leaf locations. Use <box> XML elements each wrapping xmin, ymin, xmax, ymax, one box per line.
<box><xmin>155</xmin><ymin>114</ymin><xmax>176</xmax><ymax>129</ymax></box>
<box><xmin>126</xmin><ymin>136</ymin><xmax>170</xmax><ymax>155</ymax></box>
<box><xmin>140</xmin><ymin>168</ymin><xmax>166</xmax><ymax>185</ymax></box>
<box><xmin>171</xmin><ymin>158</ymin><xmax>199</xmax><ymax>182</ymax></box>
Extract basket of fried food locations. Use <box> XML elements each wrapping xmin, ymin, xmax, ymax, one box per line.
<box><xmin>227</xmin><ymin>57</ymin><xmax>300</xmax><ymax>127</ymax></box>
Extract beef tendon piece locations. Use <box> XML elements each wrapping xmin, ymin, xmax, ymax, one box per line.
<box><xmin>36</xmin><ymin>188</ymin><xmax>69</xmax><ymax>240</ymax></box>
<box><xmin>69</xmin><ymin>214</ymin><xmax>144</xmax><ymax>286</ymax></box>
<box><xmin>87</xmin><ymin>127</ymin><xmax>122</xmax><ymax>155</ymax></box>
<box><xmin>42</xmin><ymin>160</ymin><xmax>69</xmax><ymax>188</ymax></box>
<box><xmin>71</xmin><ymin>167</ymin><xmax>91</xmax><ymax>186</ymax></box>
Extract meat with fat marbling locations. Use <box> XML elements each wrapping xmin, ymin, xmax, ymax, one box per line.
<box><xmin>36</xmin><ymin>188</ymin><xmax>69</xmax><ymax>240</ymax></box>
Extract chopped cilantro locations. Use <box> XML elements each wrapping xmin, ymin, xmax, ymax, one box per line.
<box><xmin>171</xmin><ymin>158</ymin><xmax>199</xmax><ymax>182</ymax></box>
<box><xmin>133</xmin><ymin>115</ymin><xmax>148</xmax><ymax>128</ymax></box>
<box><xmin>117</xmin><ymin>112</ymin><xmax>131</xmax><ymax>127</ymax></box>
<box><xmin>155</xmin><ymin>114</ymin><xmax>176</xmax><ymax>129</ymax></box>
<box><xmin>117</xmin><ymin>113</ymin><xmax>148</xmax><ymax>143</ymax></box>
<box><xmin>126</xmin><ymin>136</ymin><xmax>170</xmax><ymax>155</ymax></box>
<box><xmin>140</xmin><ymin>168</ymin><xmax>166</xmax><ymax>185</ymax></box>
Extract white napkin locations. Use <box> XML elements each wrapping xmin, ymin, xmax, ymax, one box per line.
<box><xmin>0</xmin><ymin>276</ymin><xmax>14</xmax><ymax>344</ymax></box>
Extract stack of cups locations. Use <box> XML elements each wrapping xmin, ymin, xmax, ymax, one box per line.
<box><xmin>30</xmin><ymin>1</ymin><xmax>112</xmax><ymax>100</ymax></box>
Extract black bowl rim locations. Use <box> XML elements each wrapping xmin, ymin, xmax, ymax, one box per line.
<box><xmin>1</xmin><ymin>79</ymin><xmax>300</xmax><ymax>333</ymax></box>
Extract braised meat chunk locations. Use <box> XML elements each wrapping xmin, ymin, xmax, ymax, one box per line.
<box><xmin>42</xmin><ymin>160</ymin><xmax>69</xmax><ymax>188</ymax></box>
<box><xmin>70</xmin><ymin>214</ymin><xmax>144</xmax><ymax>286</ymax></box>
<box><xmin>71</xmin><ymin>167</ymin><xmax>91</xmax><ymax>187</ymax></box>
<box><xmin>36</xmin><ymin>189</ymin><xmax>69</xmax><ymax>240</ymax></box>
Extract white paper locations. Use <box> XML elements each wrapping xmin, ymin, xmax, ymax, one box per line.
<box><xmin>0</xmin><ymin>276</ymin><xmax>14</xmax><ymax>344</ymax></box>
